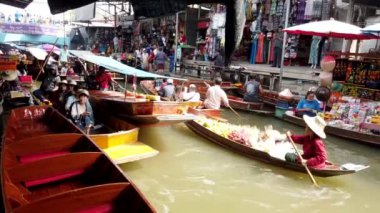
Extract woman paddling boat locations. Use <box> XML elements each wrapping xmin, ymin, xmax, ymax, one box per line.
<box><xmin>285</xmin><ymin>115</ymin><xmax>327</xmax><ymax>169</ymax></box>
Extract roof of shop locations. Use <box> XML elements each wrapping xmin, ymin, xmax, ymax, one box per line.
<box><xmin>71</xmin><ymin>51</ymin><xmax>185</xmax><ymax>80</ymax></box>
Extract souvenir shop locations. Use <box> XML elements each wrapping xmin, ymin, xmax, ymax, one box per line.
<box><xmin>248</xmin><ymin>0</ymin><xmax>332</xmax><ymax>66</ymax></box>
<box><xmin>332</xmin><ymin>57</ymin><xmax>380</xmax><ymax>101</ymax></box>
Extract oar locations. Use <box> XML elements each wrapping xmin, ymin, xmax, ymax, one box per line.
<box><xmin>228</xmin><ymin>105</ymin><xmax>241</xmax><ymax>118</ymax></box>
<box><xmin>287</xmin><ymin>133</ymin><xmax>319</xmax><ymax>188</ymax></box>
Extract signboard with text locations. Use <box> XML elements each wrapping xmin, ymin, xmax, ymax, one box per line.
<box><xmin>0</xmin><ymin>23</ymin><xmax>59</xmax><ymax>36</ymax></box>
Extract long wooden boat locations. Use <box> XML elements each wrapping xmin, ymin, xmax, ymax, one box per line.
<box><xmin>185</xmin><ymin>119</ymin><xmax>368</xmax><ymax>177</ymax></box>
<box><xmin>1</xmin><ymin>106</ymin><xmax>155</xmax><ymax>212</ymax></box>
<box><xmin>89</xmin><ymin>90</ymin><xmax>201</xmax><ymax>126</ymax></box>
<box><xmin>283</xmin><ymin>111</ymin><xmax>380</xmax><ymax>147</ymax></box>
<box><xmin>90</xmin><ymin>115</ymin><xmax>159</xmax><ymax>164</ymax></box>
<box><xmin>141</xmin><ymin>80</ymin><xmax>274</xmax><ymax>115</ymax></box>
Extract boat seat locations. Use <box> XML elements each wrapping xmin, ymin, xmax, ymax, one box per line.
<box><xmin>24</xmin><ymin>169</ymin><xmax>85</xmax><ymax>188</ymax></box>
<box><xmin>13</xmin><ymin>183</ymin><xmax>133</xmax><ymax>213</ymax></box>
<box><xmin>19</xmin><ymin>151</ymin><xmax>71</xmax><ymax>164</ymax></box>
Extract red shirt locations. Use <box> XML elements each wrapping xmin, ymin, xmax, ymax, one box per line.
<box><xmin>180</xmin><ymin>35</ymin><xmax>187</xmax><ymax>44</ymax></box>
<box><xmin>291</xmin><ymin>135</ymin><xmax>327</xmax><ymax>168</ymax></box>
<box><xmin>96</xmin><ymin>72</ymin><xmax>112</xmax><ymax>90</ymax></box>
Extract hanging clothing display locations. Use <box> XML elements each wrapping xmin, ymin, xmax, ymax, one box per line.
<box><xmin>309</xmin><ymin>36</ymin><xmax>322</xmax><ymax>66</ymax></box>
<box><xmin>250</xmin><ymin>35</ymin><xmax>258</xmax><ymax>64</ymax></box>
<box><xmin>312</xmin><ymin>0</ymin><xmax>322</xmax><ymax>20</ymax></box>
<box><xmin>296</xmin><ymin>0</ymin><xmax>306</xmax><ymax>23</ymax></box>
<box><xmin>255</xmin><ymin>33</ymin><xmax>265</xmax><ymax>63</ymax></box>
<box><xmin>304</xmin><ymin>0</ymin><xmax>314</xmax><ymax>20</ymax></box>
<box><xmin>265</xmin><ymin>0</ymin><xmax>272</xmax><ymax>15</ymax></box>
<box><xmin>321</xmin><ymin>0</ymin><xmax>330</xmax><ymax>20</ymax></box>
<box><xmin>270</xmin><ymin>0</ymin><xmax>277</xmax><ymax>16</ymax></box>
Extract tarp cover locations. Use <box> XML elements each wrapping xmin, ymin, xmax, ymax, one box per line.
<box><xmin>71</xmin><ymin>51</ymin><xmax>185</xmax><ymax>80</ymax></box>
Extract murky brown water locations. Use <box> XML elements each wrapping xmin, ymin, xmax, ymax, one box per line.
<box><xmin>120</xmin><ymin>110</ymin><xmax>380</xmax><ymax>213</ymax></box>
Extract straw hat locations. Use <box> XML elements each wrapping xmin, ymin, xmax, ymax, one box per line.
<box><xmin>77</xmin><ymin>89</ymin><xmax>89</xmax><ymax>97</ymax></box>
<box><xmin>279</xmin><ymin>88</ymin><xmax>293</xmax><ymax>98</ymax></box>
<box><xmin>303</xmin><ymin>115</ymin><xmax>327</xmax><ymax>139</ymax></box>
<box><xmin>1</xmin><ymin>70</ymin><xmax>18</xmax><ymax>81</ymax></box>
<box><xmin>59</xmin><ymin>80</ymin><xmax>68</xmax><ymax>84</ymax></box>
<box><xmin>68</xmin><ymin>80</ymin><xmax>77</xmax><ymax>86</ymax></box>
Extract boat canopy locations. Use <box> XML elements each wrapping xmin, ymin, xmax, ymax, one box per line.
<box><xmin>71</xmin><ymin>51</ymin><xmax>186</xmax><ymax>80</ymax></box>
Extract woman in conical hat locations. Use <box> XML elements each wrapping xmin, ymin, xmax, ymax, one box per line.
<box><xmin>285</xmin><ymin>115</ymin><xmax>328</xmax><ymax>169</ymax></box>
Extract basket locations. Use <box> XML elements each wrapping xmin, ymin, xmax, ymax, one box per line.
<box><xmin>275</xmin><ymin>106</ymin><xmax>289</xmax><ymax>118</ymax></box>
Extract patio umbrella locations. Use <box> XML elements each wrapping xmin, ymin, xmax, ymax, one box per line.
<box><xmin>361</xmin><ymin>23</ymin><xmax>380</xmax><ymax>33</ymax></box>
<box><xmin>361</xmin><ymin>23</ymin><xmax>380</xmax><ymax>50</ymax></box>
<box><xmin>283</xmin><ymin>18</ymin><xmax>376</xmax><ymax>40</ymax></box>
<box><xmin>38</xmin><ymin>44</ymin><xmax>61</xmax><ymax>55</ymax></box>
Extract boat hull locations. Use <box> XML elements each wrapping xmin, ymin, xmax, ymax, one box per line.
<box><xmin>90</xmin><ymin>116</ymin><xmax>159</xmax><ymax>164</ymax></box>
<box><xmin>90</xmin><ymin>90</ymin><xmax>202</xmax><ymax>126</ymax></box>
<box><xmin>1</xmin><ymin>106</ymin><xmax>155</xmax><ymax>212</ymax></box>
<box><xmin>283</xmin><ymin>111</ymin><xmax>380</xmax><ymax>147</ymax></box>
<box><xmin>185</xmin><ymin>120</ymin><xmax>359</xmax><ymax>177</ymax></box>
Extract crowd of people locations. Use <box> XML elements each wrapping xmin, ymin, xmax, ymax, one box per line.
<box><xmin>31</xmin><ymin>64</ymin><xmax>117</xmax><ymax>134</ymax></box>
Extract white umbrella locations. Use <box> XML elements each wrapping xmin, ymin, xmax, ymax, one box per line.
<box><xmin>361</xmin><ymin>23</ymin><xmax>380</xmax><ymax>50</ymax></box>
<box><xmin>361</xmin><ymin>23</ymin><xmax>380</xmax><ymax>33</ymax></box>
<box><xmin>283</xmin><ymin>18</ymin><xmax>376</xmax><ymax>40</ymax></box>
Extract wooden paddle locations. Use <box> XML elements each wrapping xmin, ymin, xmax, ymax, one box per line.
<box><xmin>228</xmin><ymin>105</ymin><xmax>241</xmax><ymax>118</ymax></box>
<box><xmin>286</xmin><ymin>133</ymin><xmax>319</xmax><ymax>188</ymax></box>
<box><xmin>35</xmin><ymin>38</ymin><xmax>59</xmax><ymax>81</ymax></box>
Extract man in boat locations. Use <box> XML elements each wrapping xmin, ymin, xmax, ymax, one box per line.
<box><xmin>70</xmin><ymin>89</ymin><xmax>94</xmax><ymax>135</ymax></box>
<box><xmin>243</xmin><ymin>74</ymin><xmax>263</xmax><ymax>102</ymax></box>
<box><xmin>50</xmin><ymin>80</ymin><xmax>68</xmax><ymax>113</ymax></box>
<box><xmin>285</xmin><ymin>115</ymin><xmax>327</xmax><ymax>169</ymax></box>
<box><xmin>95</xmin><ymin>66</ymin><xmax>114</xmax><ymax>91</ymax></box>
<box><xmin>203</xmin><ymin>77</ymin><xmax>230</xmax><ymax>109</ymax></box>
<box><xmin>159</xmin><ymin>78</ymin><xmax>175</xmax><ymax>100</ymax></box>
<box><xmin>182</xmin><ymin>84</ymin><xmax>201</xmax><ymax>102</ymax></box>
<box><xmin>64</xmin><ymin>80</ymin><xmax>78</xmax><ymax>115</ymax></box>
<box><xmin>296</xmin><ymin>91</ymin><xmax>321</xmax><ymax>117</ymax></box>
<box><xmin>33</xmin><ymin>64</ymin><xmax>61</xmax><ymax>104</ymax></box>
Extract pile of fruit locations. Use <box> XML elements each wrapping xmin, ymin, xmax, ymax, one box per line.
<box><xmin>194</xmin><ymin>117</ymin><xmax>293</xmax><ymax>158</ymax></box>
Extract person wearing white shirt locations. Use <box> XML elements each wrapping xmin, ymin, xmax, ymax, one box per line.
<box><xmin>59</xmin><ymin>45</ymin><xmax>69</xmax><ymax>66</ymax></box>
<box><xmin>203</xmin><ymin>77</ymin><xmax>229</xmax><ymax>109</ymax></box>
<box><xmin>182</xmin><ymin>84</ymin><xmax>200</xmax><ymax>102</ymax></box>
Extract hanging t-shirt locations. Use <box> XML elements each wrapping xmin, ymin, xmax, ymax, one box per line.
<box><xmin>304</xmin><ymin>0</ymin><xmax>314</xmax><ymax>20</ymax></box>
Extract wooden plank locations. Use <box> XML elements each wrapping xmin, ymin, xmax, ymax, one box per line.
<box><xmin>7</xmin><ymin>134</ymin><xmax>87</xmax><ymax>156</ymax></box>
<box><xmin>14</xmin><ymin>183</ymin><xmax>132</xmax><ymax>213</ymax></box>
<box><xmin>7</xmin><ymin>153</ymin><xmax>102</xmax><ymax>184</ymax></box>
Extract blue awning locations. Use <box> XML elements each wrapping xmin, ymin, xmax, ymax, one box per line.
<box><xmin>71</xmin><ymin>51</ymin><xmax>185</xmax><ymax>80</ymax></box>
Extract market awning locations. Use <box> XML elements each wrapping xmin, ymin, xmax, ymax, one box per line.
<box><xmin>26</xmin><ymin>47</ymin><xmax>57</xmax><ymax>62</ymax></box>
<box><xmin>71</xmin><ymin>51</ymin><xmax>185</xmax><ymax>80</ymax></box>
<box><xmin>26</xmin><ymin>47</ymin><xmax>47</xmax><ymax>60</ymax></box>
<box><xmin>69</xmin><ymin>50</ymin><xmax>94</xmax><ymax>58</ymax></box>
<box><xmin>283</xmin><ymin>18</ymin><xmax>378</xmax><ymax>40</ymax></box>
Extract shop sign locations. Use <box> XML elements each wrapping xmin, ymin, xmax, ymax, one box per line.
<box><xmin>0</xmin><ymin>23</ymin><xmax>58</xmax><ymax>36</ymax></box>
<box><xmin>117</xmin><ymin>15</ymin><xmax>134</xmax><ymax>27</ymax></box>
<box><xmin>0</xmin><ymin>59</ymin><xmax>17</xmax><ymax>71</ymax></box>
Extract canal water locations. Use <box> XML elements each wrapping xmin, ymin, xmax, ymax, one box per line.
<box><xmin>120</xmin><ymin>110</ymin><xmax>380</xmax><ymax>213</ymax></box>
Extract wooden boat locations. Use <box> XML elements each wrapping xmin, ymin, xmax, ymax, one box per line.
<box><xmin>90</xmin><ymin>115</ymin><xmax>159</xmax><ymax>164</ymax></box>
<box><xmin>141</xmin><ymin>80</ymin><xmax>273</xmax><ymax>114</ymax></box>
<box><xmin>283</xmin><ymin>111</ymin><xmax>380</xmax><ymax>147</ymax></box>
<box><xmin>185</xmin><ymin>119</ymin><xmax>368</xmax><ymax>177</ymax></box>
<box><xmin>89</xmin><ymin>90</ymin><xmax>201</xmax><ymax>126</ymax></box>
<box><xmin>1</xmin><ymin>106</ymin><xmax>155</xmax><ymax>212</ymax></box>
